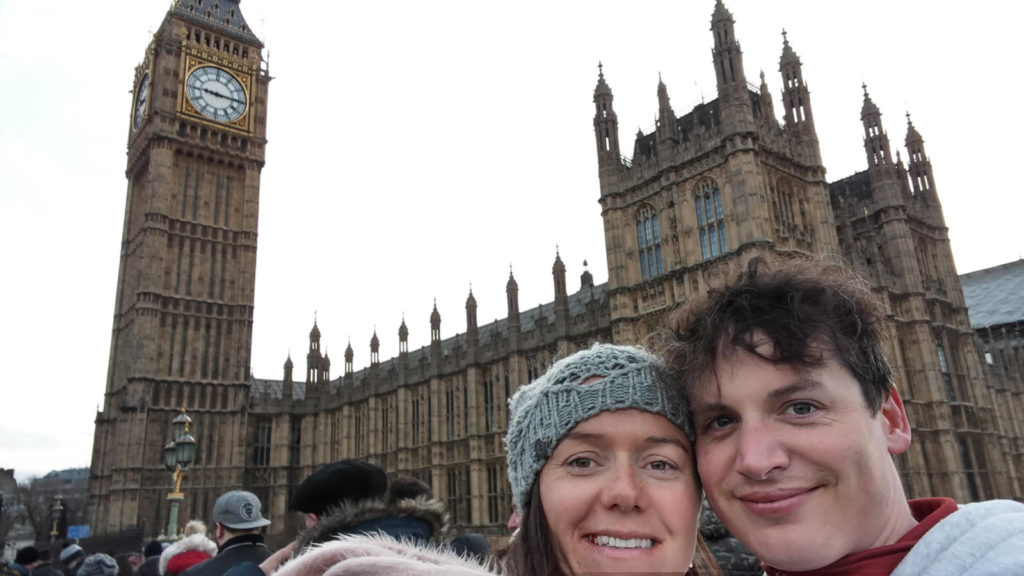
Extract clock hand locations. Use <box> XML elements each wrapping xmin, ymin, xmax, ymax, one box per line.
<box><xmin>201</xmin><ymin>86</ymin><xmax>245</xmax><ymax>104</ymax></box>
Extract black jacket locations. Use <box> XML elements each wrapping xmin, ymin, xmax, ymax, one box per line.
<box><xmin>179</xmin><ymin>534</ymin><xmax>271</xmax><ymax>576</ymax></box>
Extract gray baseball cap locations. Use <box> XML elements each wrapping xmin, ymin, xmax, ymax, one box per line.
<box><xmin>213</xmin><ymin>490</ymin><xmax>271</xmax><ymax>530</ymax></box>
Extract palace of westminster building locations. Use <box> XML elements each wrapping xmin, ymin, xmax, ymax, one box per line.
<box><xmin>88</xmin><ymin>0</ymin><xmax>1024</xmax><ymax>542</ymax></box>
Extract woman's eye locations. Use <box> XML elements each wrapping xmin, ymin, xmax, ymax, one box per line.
<box><xmin>786</xmin><ymin>402</ymin><xmax>817</xmax><ymax>416</ymax></box>
<box><xmin>567</xmin><ymin>457</ymin><xmax>595</xmax><ymax>469</ymax></box>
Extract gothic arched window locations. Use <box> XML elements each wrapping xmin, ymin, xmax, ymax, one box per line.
<box><xmin>696</xmin><ymin>181</ymin><xmax>728</xmax><ymax>260</ymax></box>
<box><xmin>636</xmin><ymin>207</ymin><xmax>664</xmax><ymax>280</ymax></box>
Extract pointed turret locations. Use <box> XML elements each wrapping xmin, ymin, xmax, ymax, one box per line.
<box><xmin>593</xmin><ymin>63</ymin><xmax>622</xmax><ymax>171</ymax></box>
<box><xmin>309</xmin><ymin>318</ymin><xmax>321</xmax><ymax>352</ymax></box>
<box><xmin>283</xmin><ymin>354</ymin><xmax>293</xmax><ymax>383</ymax></box>
<box><xmin>307</xmin><ymin>317</ymin><xmax>322</xmax><ymax>384</ymax></box>
<box><xmin>758</xmin><ymin>70</ymin><xmax>777</xmax><ymax>126</ymax></box>
<box><xmin>344</xmin><ymin>340</ymin><xmax>354</xmax><ymax>376</ymax></box>
<box><xmin>905</xmin><ymin>112</ymin><xmax>935</xmax><ymax>198</ymax></box>
<box><xmin>778</xmin><ymin>30</ymin><xmax>820</xmax><ymax>163</ymax></box>
<box><xmin>429</xmin><ymin>299</ymin><xmax>442</xmax><ymax>366</ymax></box>
<box><xmin>506</xmin><ymin>266</ymin><xmax>521</xmax><ymax>348</ymax></box>
<box><xmin>861</xmin><ymin>84</ymin><xmax>892</xmax><ymax>169</ymax></box>
<box><xmin>398</xmin><ymin>317</ymin><xmax>409</xmax><ymax>355</ymax></box>
<box><xmin>370</xmin><ymin>330</ymin><xmax>380</xmax><ymax>366</ymax></box>
<box><xmin>466</xmin><ymin>287</ymin><xmax>478</xmax><ymax>360</ymax></box>
<box><xmin>466</xmin><ymin>288</ymin><xmax>478</xmax><ymax>334</ymax></box>
<box><xmin>506</xmin><ymin>267</ymin><xmax>520</xmax><ymax>321</ymax></box>
<box><xmin>580</xmin><ymin>259</ymin><xmax>594</xmax><ymax>290</ymax></box>
<box><xmin>553</xmin><ymin>250</ymin><xmax>569</xmax><ymax>332</ymax></box>
<box><xmin>321</xmin><ymin>352</ymin><xmax>330</xmax><ymax>381</ymax></box>
<box><xmin>656</xmin><ymin>74</ymin><xmax>678</xmax><ymax>147</ymax></box>
<box><xmin>711</xmin><ymin>0</ymin><xmax>746</xmax><ymax>89</ymax></box>
<box><xmin>710</xmin><ymin>0</ymin><xmax>754</xmax><ymax>134</ymax></box>
<box><xmin>430</xmin><ymin>300</ymin><xmax>441</xmax><ymax>343</ymax></box>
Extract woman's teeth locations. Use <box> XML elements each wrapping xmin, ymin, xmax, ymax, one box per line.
<box><xmin>591</xmin><ymin>535</ymin><xmax>654</xmax><ymax>549</ymax></box>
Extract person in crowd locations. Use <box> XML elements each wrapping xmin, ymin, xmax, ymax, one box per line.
<box><xmin>290</xmin><ymin>473</ymin><xmax>447</xmax><ymax>549</ymax></box>
<box><xmin>75</xmin><ymin>554</ymin><xmax>117</xmax><ymax>576</ymax></box>
<box><xmin>179</xmin><ymin>491</ymin><xmax>272</xmax><ymax>576</ymax></box>
<box><xmin>125</xmin><ymin>553</ymin><xmax>142</xmax><ymax>574</ymax></box>
<box><xmin>447</xmin><ymin>533</ymin><xmax>491</xmax><ymax>564</ymax></box>
<box><xmin>59</xmin><ymin>544</ymin><xmax>87</xmax><ymax>576</ymax></box>
<box><xmin>160</xmin><ymin>520</ymin><xmax>218</xmax><ymax>575</ymax></box>
<box><xmin>112</xmin><ymin>555</ymin><xmax>133</xmax><ymax>576</ymax></box>
<box><xmin>231</xmin><ymin>461</ymin><xmax>458</xmax><ymax>576</ymax></box>
<box><xmin>7</xmin><ymin>546</ymin><xmax>41</xmax><ymax>576</ymax></box>
<box><xmin>500</xmin><ymin>343</ymin><xmax>719</xmax><ymax>575</ymax></box>
<box><xmin>659</xmin><ymin>254</ymin><xmax>1024</xmax><ymax>575</ymax></box>
<box><xmin>135</xmin><ymin>540</ymin><xmax>163</xmax><ymax>576</ymax></box>
<box><xmin>289</xmin><ymin>459</ymin><xmax>388</xmax><ymax>530</ymax></box>
<box><xmin>29</xmin><ymin>550</ymin><xmax>62</xmax><ymax>576</ymax></box>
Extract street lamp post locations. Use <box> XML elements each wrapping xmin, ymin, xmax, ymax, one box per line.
<box><xmin>50</xmin><ymin>495</ymin><xmax>64</xmax><ymax>542</ymax></box>
<box><xmin>162</xmin><ymin>407</ymin><xmax>197</xmax><ymax>541</ymax></box>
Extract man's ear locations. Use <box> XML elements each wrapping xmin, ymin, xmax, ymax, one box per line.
<box><xmin>880</xmin><ymin>385</ymin><xmax>912</xmax><ymax>455</ymax></box>
<box><xmin>215</xmin><ymin>522</ymin><xmax>227</xmax><ymax>541</ymax></box>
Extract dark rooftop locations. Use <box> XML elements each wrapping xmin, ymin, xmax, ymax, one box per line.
<box><xmin>172</xmin><ymin>0</ymin><xmax>262</xmax><ymax>45</ymax></box>
<box><xmin>960</xmin><ymin>259</ymin><xmax>1024</xmax><ymax>328</ymax></box>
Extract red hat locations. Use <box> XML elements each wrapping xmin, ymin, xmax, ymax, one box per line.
<box><xmin>167</xmin><ymin>550</ymin><xmax>212</xmax><ymax>575</ymax></box>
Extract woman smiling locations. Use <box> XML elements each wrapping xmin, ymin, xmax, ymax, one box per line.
<box><xmin>501</xmin><ymin>343</ymin><xmax>720</xmax><ymax>575</ymax></box>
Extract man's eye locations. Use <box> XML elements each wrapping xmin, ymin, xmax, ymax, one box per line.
<box><xmin>786</xmin><ymin>402</ymin><xmax>817</xmax><ymax>416</ymax></box>
<box><xmin>648</xmin><ymin>460</ymin><xmax>678</xmax><ymax>472</ymax></box>
<box><xmin>707</xmin><ymin>415</ymin><xmax>735</xmax><ymax>430</ymax></box>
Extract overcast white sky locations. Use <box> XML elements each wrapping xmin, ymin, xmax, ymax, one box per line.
<box><xmin>2</xmin><ymin>1</ymin><xmax>1021</xmax><ymax>482</ymax></box>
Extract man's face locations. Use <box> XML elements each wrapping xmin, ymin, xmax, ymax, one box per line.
<box><xmin>691</xmin><ymin>341</ymin><xmax>914</xmax><ymax>571</ymax></box>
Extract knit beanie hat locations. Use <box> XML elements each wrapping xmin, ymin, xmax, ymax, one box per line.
<box><xmin>76</xmin><ymin>553</ymin><xmax>118</xmax><ymax>576</ymax></box>
<box><xmin>60</xmin><ymin>544</ymin><xmax>86</xmax><ymax>565</ymax></box>
<box><xmin>504</xmin><ymin>343</ymin><xmax>692</xmax><ymax>516</ymax></box>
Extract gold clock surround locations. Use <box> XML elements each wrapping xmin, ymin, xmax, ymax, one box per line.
<box><xmin>179</xmin><ymin>55</ymin><xmax>254</xmax><ymax>133</ymax></box>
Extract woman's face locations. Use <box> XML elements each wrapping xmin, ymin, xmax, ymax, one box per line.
<box><xmin>538</xmin><ymin>409</ymin><xmax>699</xmax><ymax>574</ymax></box>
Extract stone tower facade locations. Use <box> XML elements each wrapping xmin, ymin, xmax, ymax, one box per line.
<box><xmin>594</xmin><ymin>2</ymin><xmax>837</xmax><ymax>346</ymax></box>
<box><xmin>88</xmin><ymin>0</ymin><xmax>270</xmax><ymax>535</ymax></box>
<box><xmin>829</xmin><ymin>90</ymin><xmax>1010</xmax><ymax>501</ymax></box>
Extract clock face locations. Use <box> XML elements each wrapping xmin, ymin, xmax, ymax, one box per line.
<box><xmin>133</xmin><ymin>72</ymin><xmax>150</xmax><ymax>131</ymax></box>
<box><xmin>185</xmin><ymin>66</ymin><xmax>247</xmax><ymax>123</ymax></box>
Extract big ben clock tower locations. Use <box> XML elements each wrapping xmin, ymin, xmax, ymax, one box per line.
<box><xmin>88</xmin><ymin>0</ymin><xmax>269</xmax><ymax>536</ymax></box>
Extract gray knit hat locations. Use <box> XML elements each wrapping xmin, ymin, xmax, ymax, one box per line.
<box><xmin>76</xmin><ymin>553</ymin><xmax>118</xmax><ymax>576</ymax></box>
<box><xmin>504</xmin><ymin>343</ymin><xmax>692</xmax><ymax>516</ymax></box>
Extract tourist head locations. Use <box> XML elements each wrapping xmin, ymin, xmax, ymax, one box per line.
<box><xmin>660</xmin><ymin>255</ymin><xmax>914</xmax><ymax>571</ymax></box>
<box><xmin>504</xmin><ymin>343</ymin><xmax>714</xmax><ymax>575</ymax></box>
<box><xmin>76</xmin><ymin>553</ymin><xmax>118</xmax><ymax>576</ymax></box>
<box><xmin>290</xmin><ymin>459</ymin><xmax>389</xmax><ymax>528</ymax></box>
<box><xmin>14</xmin><ymin>546</ymin><xmax>41</xmax><ymax>569</ymax></box>
<box><xmin>182</xmin><ymin>518</ymin><xmax>208</xmax><ymax>537</ymax></box>
<box><xmin>212</xmin><ymin>490</ymin><xmax>271</xmax><ymax>544</ymax></box>
<box><xmin>61</xmin><ymin>543</ymin><xmax>87</xmax><ymax>569</ymax></box>
<box><xmin>144</xmin><ymin>539</ymin><xmax>163</xmax><ymax>559</ymax></box>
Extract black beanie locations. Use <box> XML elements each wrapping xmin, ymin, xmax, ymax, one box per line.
<box><xmin>14</xmin><ymin>546</ymin><xmax>40</xmax><ymax>565</ymax></box>
<box><xmin>290</xmin><ymin>459</ymin><xmax>388</xmax><ymax>516</ymax></box>
<box><xmin>144</xmin><ymin>539</ymin><xmax>164</xmax><ymax>558</ymax></box>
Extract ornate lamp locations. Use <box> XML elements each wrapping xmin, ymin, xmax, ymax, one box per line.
<box><xmin>50</xmin><ymin>495</ymin><xmax>64</xmax><ymax>542</ymax></box>
<box><xmin>163</xmin><ymin>407</ymin><xmax>198</xmax><ymax>541</ymax></box>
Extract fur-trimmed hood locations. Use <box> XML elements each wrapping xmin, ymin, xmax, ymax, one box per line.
<box><xmin>276</xmin><ymin>533</ymin><xmax>493</xmax><ymax>576</ymax></box>
<box><xmin>159</xmin><ymin>533</ymin><xmax>218</xmax><ymax>575</ymax></box>
<box><xmin>297</xmin><ymin>494</ymin><xmax>449</xmax><ymax>552</ymax></box>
